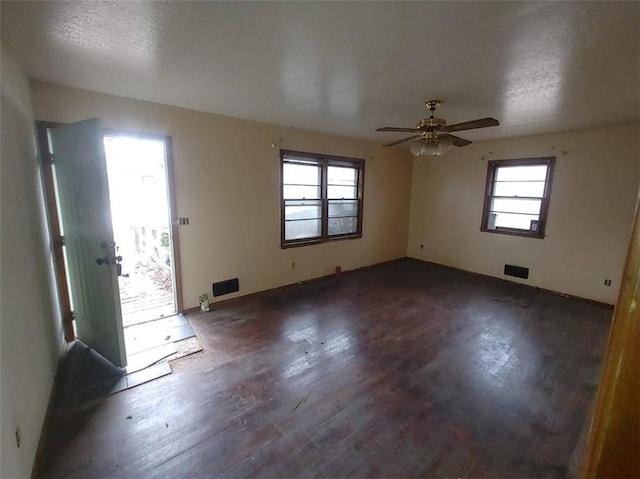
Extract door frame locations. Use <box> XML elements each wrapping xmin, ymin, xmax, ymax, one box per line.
<box><xmin>36</xmin><ymin>121</ymin><xmax>74</xmax><ymax>341</ymax></box>
<box><xmin>35</xmin><ymin>121</ymin><xmax>184</xmax><ymax>342</ymax></box>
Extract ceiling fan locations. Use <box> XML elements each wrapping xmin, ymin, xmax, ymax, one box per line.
<box><xmin>376</xmin><ymin>100</ymin><xmax>499</xmax><ymax>156</ymax></box>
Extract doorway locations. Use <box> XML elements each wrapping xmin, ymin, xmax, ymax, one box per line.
<box><xmin>37</xmin><ymin>121</ymin><xmax>186</xmax><ymax>368</ymax></box>
<box><xmin>103</xmin><ymin>134</ymin><xmax>177</xmax><ymax>327</ymax></box>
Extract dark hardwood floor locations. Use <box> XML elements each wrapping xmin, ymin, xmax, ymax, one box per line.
<box><xmin>37</xmin><ymin>259</ymin><xmax>612</xmax><ymax>478</ymax></box>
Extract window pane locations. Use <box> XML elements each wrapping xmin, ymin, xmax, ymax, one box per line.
<box><xmin>283</xmin><ymin>184</ymin><xmax>321</xmax><ymax>199</ymax></box>
<box><xmin>328</xmin><ymin>199</ymin><xmax>358</xmax><ymax>217</ymax></box>
<box><xmin>285</xmin><ymin>200</ymin><xmax>321</xmax><ymax>220</ymax></box>
<box><xmin>283</xmin><ymin>162</ymin><xmax>320</xmax><ymax>186</ymax></box>
<box><xmin>328</xmin><ymin>216</ymin><xmax>357</xmax><ymax>235</ymax></box>
<box><xmin>494</xmin><ymin>181</ymin><xmax>546</xmax><ymax>198</ymax></box>
<box><xmin>328</xmin><ymin>166</ymin><xmax>357</xmax><ymax>186</ymax></box>
<box><xmin>493</xmin><ymin>213</ymin><xmax>539</xmax><ymax>230</ymax></box>
<box><xmin>495</xmin><ymin>165</ymin><xmax>547</xmax><ymax>182</ymax></box>
<box><xmin>285</xmin><ymin>219</ymin><xmax>321</xmax><ymax>240</ymax></box>
<box><xmin>328</xmin><ymin>185</ymin><xmax>357</xmax><ymax>199</ymax></box>
<box><xmin>491</xmin><ymin>198</ymin><xmax>542</xmax><ymax>215</ymax></box>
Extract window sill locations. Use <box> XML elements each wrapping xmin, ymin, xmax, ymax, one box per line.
<box><xmin>281</xmin><ymin>233</ymin><xmax>362</xmax><ymax>249</ymax></box>
<box><xmin>480</xmin><ymin>227</ymin><xmax>545</xmax><ymax>239</ymax></box>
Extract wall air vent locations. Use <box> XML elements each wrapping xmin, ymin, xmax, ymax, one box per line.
<box><xmin>212</xmin><ymin>278</ymin><xmax>239</xmax><ymax>297</ymax></box>
<box><xmin>504</xmin><ymin>264</ymin><xmax>529</xmax><ymax>279</ymax></box>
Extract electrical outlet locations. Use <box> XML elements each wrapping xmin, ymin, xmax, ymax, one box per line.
<box><xmin>604</xmin><ymin>279</ymin><xmax>612</xmax><ymax>287</ymax></box>
<box><xmin>15</xmin><ymin>428</ymin><xmax>20</xmax><ymax>448</ymax></box>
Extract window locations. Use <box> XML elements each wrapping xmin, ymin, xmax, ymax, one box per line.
<box><xmin>480</xmin><ymin>157</ymin><xmax>555</xmax><ymax>238</ymax></box>
<box><xmin>281</xmin><ymin>149</ymin><xmax>364</xmax><ymax>248</ymax></box>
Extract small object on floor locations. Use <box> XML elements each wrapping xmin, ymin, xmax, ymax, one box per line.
<box><xmin>291</xmin><ymin>395</ymin><xmax>308</xmax><ymax>413</ymax></box>
<box><xmin>199</xmin><ymin>293</ymin><xmax>210</xmax><ymax>312</ymax></box>
<box><xmin>126</xmin><ymin>415</ymin><xmax>132</xmax><ymax>420</ymax></box>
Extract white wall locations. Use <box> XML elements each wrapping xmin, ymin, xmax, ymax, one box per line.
<box><xmin>0</xmin><ymin>45</ymin><xmax>64</xmax><ymax>478</ymax></box>
<box><xmin>408</xmin><ymin>124</ymin><xmax>639</xmax><ymax>304</ymax></box>
<box><xmin>30</xmin><ymin>81</ymin><xmax>414</xmax><ymax>309</ymax></box>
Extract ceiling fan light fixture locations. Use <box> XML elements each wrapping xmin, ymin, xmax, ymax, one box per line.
<box><xmin>420</xmin><ymin>140</ymin><xmax>439</xmax><ymax>156</ymax></box>
<box><xmin>436</xmin><ymin>135</ymin><xmax>453</xmax><ymax>155</ymax></box>
<box><xmin>409</xmin><ymin>139</ymin><xmax>424</xmax><ymax>156</ymax></box>
<box><xmin>409</xmin><ymin>136</ymin><xmax>453</xmax><ymax>157</ymax></box>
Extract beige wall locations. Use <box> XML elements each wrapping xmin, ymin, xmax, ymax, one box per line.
<box><xmin>408</xmin><ymin>124</ymin><xmax>639</xmax><ymax>304</ymax></box>
<box><xmin>30</xmin><ymin>81</ymin><xmax>413</xmax><ymax>309</ymax></box>
<box><xmin>1</xmin><ymin>46</ymin><xmax>64</xmax><ymax>478</ymax></box>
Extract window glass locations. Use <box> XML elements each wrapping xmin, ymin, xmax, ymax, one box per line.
<box><xmin>283</xmin><ymin>185</ymin><xmax>321</xmax><ymax>199</ymax></box>
<box><xmin>490</xmin><ymin>198</ymin><xmax>542</xmax><ymax>215</ymax></box>
<box><xmin>285</xmin><ymin>219</ymin><xmax>322</xmax><ymax>240</ymax></box>
<box><xmin>328</xmin><ymin>185</ymin><xmax>357</xmax><ymax>199</ymax></box>
<box><xmin>282</xmin><ymin>162</ymin><xmax>321</xmax><ymax>199</ymax></box>
<box><xmin>495</xmin><ymin>165</ymin><xmax>547</xmax><ymax>181</ymax></box>
<box><xmin>328</xmin><ymin>217</ymin><xmax>357</xmax><ymax>235</ymax></box>
<box><xmin>328</xmin><ymin>166</ymin><xmax>357</xmax><ymax>185</ymax></box>
<box><xmin>283</xmin><ymin>163</ymin><xmax>321</xmax><ymax>185</ymax></box>
<box><xmin>328</xmin><ymin>200</ymin><xmax>358</xmax><ymax>217</ymax></box>
<box><xmin>492</xmin><ymin>213</ymin><xmax>540</xmax><ymax>230</ymax></box>
<box><xmin>284</xmin><ymin>200</ymin><xmax>322</xmax><ymax>221</ymax></box>
<box><xmin>493</xmin><ymin>181</ymin><xmax>546</xmax><ymax>197</ymax></box>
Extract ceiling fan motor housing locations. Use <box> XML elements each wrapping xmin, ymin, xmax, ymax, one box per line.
<box><xmin>417</xmin><ymin>118</ymin><xmax>446</xmax><ymax>135</ymax></box>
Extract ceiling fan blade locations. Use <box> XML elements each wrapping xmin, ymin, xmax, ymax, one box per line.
<box><xmin>376</xmin><ymin>127</ymin><xmax>418</xmax><ymax>133</ymax></box>
<box><xmin>444</xmin><ymin>117</ymin><xmax>499</xmax><ymax>133</ymax></box>
<box><xmin>441</xmin><ymin>133</ymin><xmax>472</xmax><ymax>147</ymax></box>
<box><xmin>383</xmin><ymin>135</ymin><xmax>421</xmax><ymax>147</ymax></box>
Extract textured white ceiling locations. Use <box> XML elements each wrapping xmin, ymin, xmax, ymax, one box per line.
<box><xmin>2</xmin><ymin>1</ymin><xmax>638</xmax><ymax>144</ymax></box>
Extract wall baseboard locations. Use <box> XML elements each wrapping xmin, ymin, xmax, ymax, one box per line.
<box><xmin>410</xmin><ymin>257</ymin><xmax>615</xmax><ymax>309</ymax></box>
<box><xmin>182</xmin><ymin>257</ymin><xmax>411</xmax><ymax>315</ymax></box>
<box><xmin>184</xmin><ymin>256</ymin><xmax>614</xmax><ymax>316</ymax></box>
<box><xmin>30</xmin><ymin>339</ymin><xmax>73</xmax><ymax>479</ymax></box>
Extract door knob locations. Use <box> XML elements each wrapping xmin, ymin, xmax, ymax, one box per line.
<box><xmin>96</xmin><ymin>255</ymin><xmax>123</xmax><ymax>266</ymax></box>
<box><xmin>96</xmin><ymin>256</ymin><xmax>110</xmax><ymax>265</ymax></box>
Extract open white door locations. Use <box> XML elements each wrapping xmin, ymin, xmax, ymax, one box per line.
<box><xmin>50</xmin><ymin>118</ymin><xmax>127</xmax><ymax>367</ymax></box>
